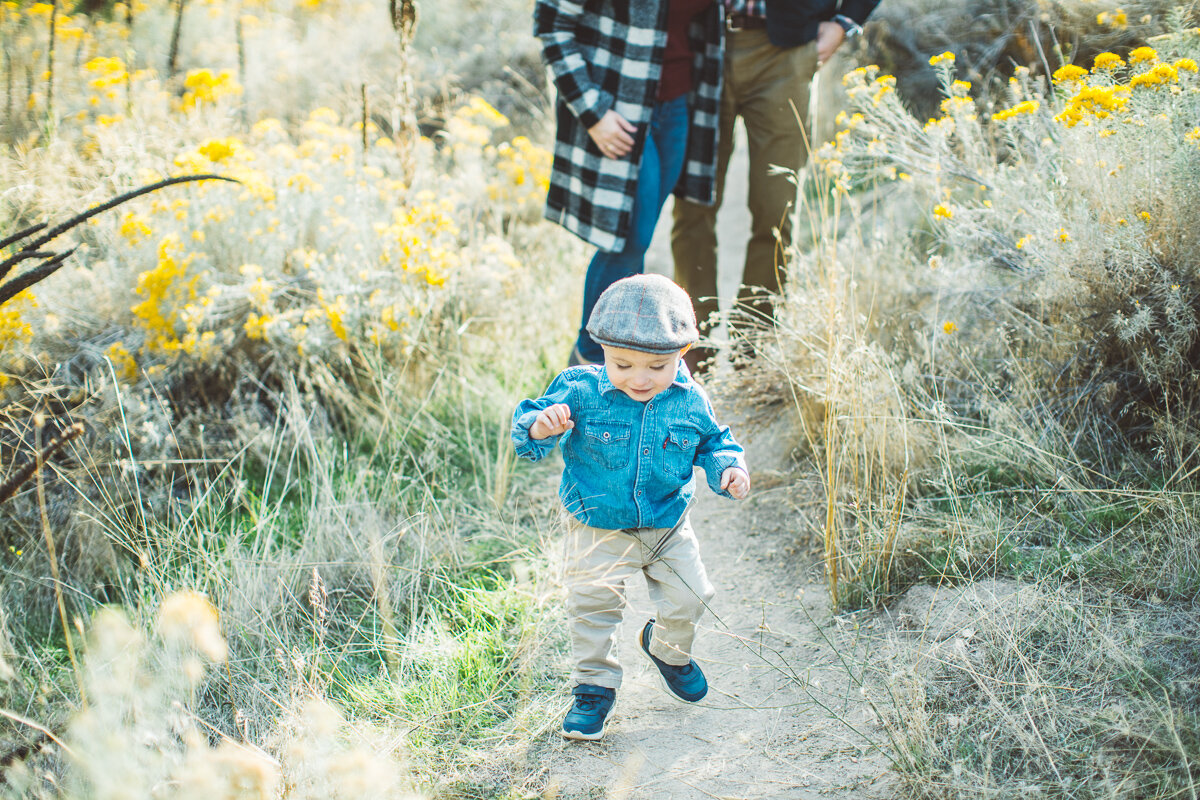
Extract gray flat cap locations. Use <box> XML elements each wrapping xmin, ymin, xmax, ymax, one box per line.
<box><xmin>586</xmin><ymin>274</ymin><xmax>698</xmax><ymax>354</ymax></box>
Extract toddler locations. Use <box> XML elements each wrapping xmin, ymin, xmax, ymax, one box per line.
<box><xmin>511</xmin><ymin>274</ymin><xmax>749</xmax><ymax>740</ymax></box>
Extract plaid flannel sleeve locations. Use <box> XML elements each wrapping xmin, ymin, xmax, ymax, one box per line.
<box><xmin>534</xmin><ymin>0</ymin><xmax>613</xmax><ymax>130</ymax></box>
<box><xmin>512</xmin><ymin>371</ymin><xmax>576</xmax><ymax>462</ymax></box>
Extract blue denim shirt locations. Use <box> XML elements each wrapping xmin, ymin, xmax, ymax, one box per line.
<box><xmin>512</xmin><ymin>362</ymin><xmax>747</xmax><ymax>530</ymax></box>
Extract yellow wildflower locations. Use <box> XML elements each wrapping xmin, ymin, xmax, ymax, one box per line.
<box><xmin>1052</xmin><ymin>64</ymin><xmax>1088</xmax><ymax>84</ymax></box>
<box><xmin>1138</xmin><ymin>211</ymin><xmax>1151</xmax><ymax>222</ymax></box>
<box><xmin>929</xmin><ymin>51</ymin><xmax>955</xmax><ymax>66</ymax></box>
<box><xmin>992</xmin><ymin>99</ymin><xmax>1040</xmax><ymax>121</ymax></box>
<box><xmin>317</xmin><ymin>291</ymin><xmax>349</xmax><ymax>342</ymax></box>
<box><xmin>244</xmin><ymin>312</ymin><xmax>269</xmax><ymax>341</ymax></box>
<box><xmin>119</xmin><ymin>212</ymin><xmax>153</xmax><ymax>244</ymax></box>
<box><xmin>1093</xmin><ymin>52</ymin><xmax>1124</xmax><ymax>70</ymax></box>
<box><xmin>1129</xmin><ymin>47</ymin><xmax>1157</xmax><ymax>65</ymax></box>
<box><xmin>1130</xmin><ymin>63</ymin><xmax>1179</xmax><ymax>88</ymax></box>
<box><xmin>933</xmin><ymin>204</ymin><xmax>953</xmax><ymax>220</ymax></box>
<box><xmin>1176</xmin><ymin>58</ymin><xmax>1199</xmax><ymax>73</ymax></box>
<box><xmin>1097</xmin><ymin>9</ymin><xmax>1127</xmax><ymax>28</ymax></box>
<box><xmin>1016</xmin><ymin>235</ymin><xmax>1032</xmax><ymax>249</ymax></box>
<box><xmin>942</xmin><ymin>321</ymin><xmax>958</xmax><ymax>334</ymax></box>
<box><xmin>105</xmin><ymin>342</ymin><xmax>138</xmax><ymax>382</ymax></box>
<box><xmin>131</xmin><ymin>234</ymin><xmax>198</xmax><ymax>353</ymax></box>
<box><xmin>0</xmin><ymin>290</ymin><xmax>36</xmax><ymax>351</ymax></box>
<box><xmin>1057</xmin><ymin>228</ymin><xmax>1071</xmax><ymax>243</ymax></box>
<box><xmin>181</xmin><ymin>68</ymin><xmax>242</xmax><ymax>110</ymax></box>
<box><xmin>197</xmin><ymin>137</ymin><xmax>242</xmax><ymax>163</ymax></box>
<box><xmin>84</xmin><ymin>56</ymin><xmax>127</xmax><ymax>90</ymax></box>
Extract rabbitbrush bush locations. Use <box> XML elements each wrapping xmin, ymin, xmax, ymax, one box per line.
<box><xmin>0</xmin><ymin>0</ymin><xmax>578</xmax><ymax>792</ymax></box>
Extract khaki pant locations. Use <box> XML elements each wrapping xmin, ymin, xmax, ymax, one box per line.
<box><xmin>672</xmin><ymin>28</ymin><xmax>819</xmax><ymax>333</ymax></box>
<box><xmin>564</xmin><ymin>516</ymin><xmax>715</xmax><ymax>689</ymax></box>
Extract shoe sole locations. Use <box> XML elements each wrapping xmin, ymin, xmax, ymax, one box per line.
<box><xmin>561</xmin><ymin>724</ymin><xmax>606</xmax><ymax>741</ymax></box>
<box><xmin>638</xmin><ymin>626</ymin><xmax>707</xmax><ymax>703</ymax></box>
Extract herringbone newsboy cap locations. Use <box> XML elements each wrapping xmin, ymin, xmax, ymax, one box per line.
<box><xmin>586</xmin><ymin>274</ymin><xmax>698</xmax><ymax>354</ymax></box>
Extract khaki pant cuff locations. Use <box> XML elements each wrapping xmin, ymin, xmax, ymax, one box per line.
<box><xmin>649</xmin><ymin>637</ymin><xmax>691</xmax><ymax>667</ymax></box>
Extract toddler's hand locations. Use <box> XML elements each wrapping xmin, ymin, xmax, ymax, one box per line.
<box><xmin>529</xmin><ymin>403</ymin><xmax>574</xmax><ymax>440</ymax></box>
<box><xmin>721</xmin><ymin>467</ymin><xmax>750</xmax><ymax>499</ymax></box>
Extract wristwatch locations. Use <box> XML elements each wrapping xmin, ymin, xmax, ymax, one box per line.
<box><xmin>833</xmin><ymin>13</ymin><xmax>863</xmax><ymax>39</ymax></box>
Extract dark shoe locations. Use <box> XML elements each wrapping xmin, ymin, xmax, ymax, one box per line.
<box><xmin>638</xmin><ymin>619</ymin><xmax>708</xmax><ymax>702</ymax></box>
<box><xmin>561</xmin><ymin>684</ymin><xmax>616</xmax><ymax>740</ymax></box>
<box><xmin>567</xmin><ymin>344</ymin><xmax>597</xmax><ymax>368</ymax></box>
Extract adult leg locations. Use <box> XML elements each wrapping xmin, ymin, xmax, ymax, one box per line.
<box><xmin>574</xmin><ymin>111</ymin><xmax>669</xmax><ymax>363</ymax></box>
<box><xmin>735</xmin><ymin>32</ymin><xmax>817</xmax><ymax>327</ymax></box>
<box><xmin>640</xmin><ymin>518</ymin><xmax>716</xmax><ymax>666</ymax></box>
<box><xmin>671</xmin><ymin>72</ymin><xmax>738</xmax><ymax>361</ymax></box>
<box><xmin>564</xmin><ymin>522</ymin><xmax>643</xmax><ymax>689</ymax></box>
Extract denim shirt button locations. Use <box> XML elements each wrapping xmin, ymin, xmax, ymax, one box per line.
<box><xmin>643</xmin><ymin>448</ymin><xmax>649</xmax><ymax>455</ymax></box>
<box><xmin>637</xmin><ymin>490</ymin><xmax>642</xmax><ymax>496</ymax></box>
<box><xmin>602</xmin><ymin>432</ymin><xmax>610</xmax><ymax>440</ymax></box>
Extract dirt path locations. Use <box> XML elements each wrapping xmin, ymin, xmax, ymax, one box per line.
<box><xmin>528</xmin><ymin>414</ymin><xmax>894</xmax><ymax>799</ymax></box>
<box><xmin>526</xmin><ymin>138</ymin><xmax>896</xmax><ymax>797</ymax></box>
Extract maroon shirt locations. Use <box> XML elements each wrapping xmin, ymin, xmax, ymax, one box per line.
<box><xmin>657</xmin><ymin>0</ymin><xmax>714</xmax><ymax>101</ymax></box>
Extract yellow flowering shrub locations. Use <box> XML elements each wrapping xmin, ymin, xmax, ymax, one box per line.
<box><xmin>131</xmin><ymin>234</ymin><xmax>200</xmax><ymax>354</ymax></box>
<box><xmin>180</xmin><ymin>68</ymin><xmax>242</xmax><ymax>110</ymax></box>
<box><xmin>818</xmin><ymin>27</ymin><xmax>1200</xmax><ymax>451</ymax></box>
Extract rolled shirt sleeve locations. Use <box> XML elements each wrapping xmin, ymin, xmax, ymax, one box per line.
<box><xmin>512</xmin><ymin>371</ymin><xmax>577</xmax><ymax>462</ymax></box>
<box><xmin>692</xmin><ymin>391</ymin><xmax>748</xmax><ymax>499</ymax></box>
<box><xmin>696</xmin><ymin>425</ymin><xmax>747</xmax><ymax>499</ymax></box>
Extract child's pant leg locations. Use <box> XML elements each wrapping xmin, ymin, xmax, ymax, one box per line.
<box><xmin>642</xmin><ymin>516</ymin><xmax>715</xmax><ymax>666</ymax></box>
<box><xmin>564</xmin><ymin>522</ymin><xmax>641</xmax><ymax>688</ymax></box>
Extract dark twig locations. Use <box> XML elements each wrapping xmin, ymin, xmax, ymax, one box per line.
<box><xmin>0</xmin><ymin>422</ymin><xmax>84</xmax><ymax>504</ymax></box>
<box><xmin>0</xmin><ymin>174</ymin><xmax>235</xmax><ymax>285</ymax></box>
<box><xmin>0</xmin><ymin>248</ymin><xmax>77</xmax><ymax>306</ymax></box>
<box><xmin>0</xmin><ymin>222</ymin><xmax>47</xmax><ymax>253</ymax></box>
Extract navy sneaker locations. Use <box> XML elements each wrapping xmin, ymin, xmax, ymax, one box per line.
<box><xmin>561</xmin><ymin>684</ymin><xmax>616</xmax><ymax>740</ymax></box>
<box><xmin>639</xmin><ymin>619</ymin><xmax>708</xmax><ymax>702</ymax></box>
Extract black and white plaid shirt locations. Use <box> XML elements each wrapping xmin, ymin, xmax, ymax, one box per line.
<box><xmin>535</xmin><ymin>0</ymin><xmax>724</xmax><ymax>253</ymax></box>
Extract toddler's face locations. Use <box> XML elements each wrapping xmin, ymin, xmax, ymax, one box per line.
<box><xmin>601</xmin><ymin>345</ymin><xmax>684</xmax><ymax>402</ymax></box>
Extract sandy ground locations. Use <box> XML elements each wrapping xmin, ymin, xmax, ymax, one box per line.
<box><xmin>525</xmin><ymin>126</ymin><xmax>897</xmax><ymax>799</ymax></box>
<box><xmin>528</xmin><ymin>420</ymin><xmax>896</xmax><ymax>799</ymax></box>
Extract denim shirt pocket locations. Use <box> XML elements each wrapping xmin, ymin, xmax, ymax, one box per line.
<box><xmin>661</xmin><ymin>422</ymin><xmax>701</xmax><ymax>479</ymax></box>
<box><xmin>580</xmin><ymin>419</ymin><xmax>632</xmax><ymax>470</ymax></box>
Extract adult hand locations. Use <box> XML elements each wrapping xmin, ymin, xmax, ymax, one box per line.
<box><xmin>530</xmin><ymin>403</ymin><xmax>574</xmax><ymax>440</ymax></box>
<box><xmin>720</xmin><ymin>466</ymin><xmax>750</xmax><ymax>499</ymax></box>
<box><xmin>588</xmin><ymin>110</ymin><xmax>636</xmax><ymax>159</ymax></box>
<box><xmin>816</xmin><ymin>20</ymin><xmax>846</xmax><ymax>66</ymax></box>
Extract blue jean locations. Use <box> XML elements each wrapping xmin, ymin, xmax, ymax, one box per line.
<box><xmin>576</xmin><ymin>94</ymin><xmax>691</xmax><ymax>362</ymax></box>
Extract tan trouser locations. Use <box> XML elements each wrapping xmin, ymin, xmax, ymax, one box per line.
<box><xmin>564</xmin><ymin>516</ymin><xmax>716</xmax><ymax>689</ymax></box>
<box><xmin>672</xmin><ymin>28</ymin><xmax>819</xmax><ymax>332</ymax></box>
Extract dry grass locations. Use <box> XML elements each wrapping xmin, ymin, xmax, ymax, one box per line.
<box><xmin>740</xmin><ymin>2</ymin><xmax>1200</xmax><ymax>795</ymax></box>
<box><xmin>0</xmin><ymin>0</ymin><xmax>589</xmax><ymax>795</ymax></box>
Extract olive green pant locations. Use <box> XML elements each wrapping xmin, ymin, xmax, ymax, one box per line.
<box><xmin>564</xmin><ymin>516</ymin><xmax>715</xmax><ymax>689</ymax></box>
<box><xmin>671</xmin><ymin>28</ymin><xmax>819</xmax><ymax>335</ymax></box>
